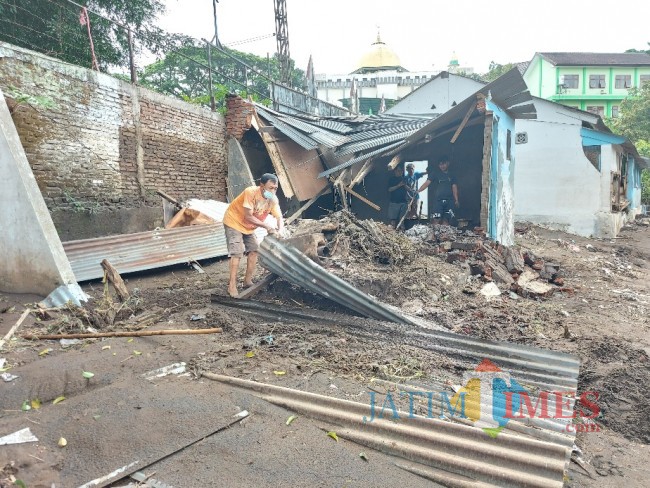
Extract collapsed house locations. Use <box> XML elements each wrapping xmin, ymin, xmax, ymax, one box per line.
<box><xmin>229</xmin><ymin>69</ymin><xmax>537</xmax><ymax>246</ymax></box>
<box><xmin>386</xmin><ymin>66</ymin><xmax>649</xmax><ymax>237</ymax></box>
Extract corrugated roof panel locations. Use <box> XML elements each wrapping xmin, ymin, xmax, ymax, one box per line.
<box><xmin>259</xmin><ymin>236</ymin><xmax>415</xmax><ymax>324</ymax></box>
<box><xmin>336</xmin><ymin>130</ymin><xmax>419</xmax><ymax>156</ymax></box>
<box><xmin>63</xmin><ymin>224</ymin><xmax>227</xmax><ymax>282</ymax></box>
<box><xmin>275</xmin><ymin>115</ymin><xmax>350</xmax><ymax>147</ymax></box>
<box><xmin>256</xmin><ymin>106</ymin><xmax>320</xmax><ymax>150</ymax></box>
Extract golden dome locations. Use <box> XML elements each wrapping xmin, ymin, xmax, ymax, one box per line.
<box><xmin>354</xmin><ymin>33</ymin><xmax>404</xmax><ymax>73</ymax></box>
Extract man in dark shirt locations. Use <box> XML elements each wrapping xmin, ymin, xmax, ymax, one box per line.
<box><xmin>387</xmin><ymin>166</ymin><xmax>408</xmax><ymax>228</ymax></box>
<box><xmin>418</xmin><ymin>155</ymin><xmax>459</xmax><ymax>225</ymax></box>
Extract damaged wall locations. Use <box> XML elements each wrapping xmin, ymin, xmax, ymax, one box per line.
<box><xmin>513</xmin><ymin>100</ymin><xmax>633</xmax><ymax>238</ymax></box>
<box><xmin>487</xmin><ymin>100</ymin><xmax>515</xmax><ymax>246</ymax></box>
<box><xmin>0</xmin><ymin>43</ymin><xmax>227</xmax><ymax>240</ymax></box>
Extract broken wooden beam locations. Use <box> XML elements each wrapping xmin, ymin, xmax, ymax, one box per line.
<box><xmin>285</xmin><ymin>186</ymin><xmax>330</xmax><ymax>225</ymax></box>
<box><xmin>156</xmin><ymin>189</ymin><xmax>182</xmax><ymax>209</ymax></box>
<box><xmin>344</xmin><ymin>184</ymin><xmax>380</xmax><ymax>211</ymax></box>
<box><xmin>0</xmin><ymin>309</ymin><xmax>31</xmax><ymax>350</ymax></box>
<box><xmin>101</xmin><ymin>259</ymin><xmax>130</xmax><ymax>302</ymax></box>
<box><xmin>20</xmin><ymin>328</ymin><xmax>223</xmax><ymax>340</ymax></box>
<box><xmin>237</xmin><ymin>273</ymin><xmax>278</xmax><ymax>300</ymax></box>
<box><xmin>450</xmin><ymin>101</ymin><xmax>476</xmax><ymax>144</ymax></box>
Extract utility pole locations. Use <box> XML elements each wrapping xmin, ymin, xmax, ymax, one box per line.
<box><xmin>212</xmin><ymin>0</ymin><xmax>222</xmax><ymax>48</ymax></box>
<box><xmin>273</xmin><ymin>0</ymin><xmax>291</xmax><ymax>85</ymax></box>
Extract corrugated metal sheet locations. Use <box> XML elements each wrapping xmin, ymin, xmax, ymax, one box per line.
<box><xmin>335</xmin><ymin>130</ymin><xmax>421</xmax><ymax>156</ymax></box>
<box><xmin>204</xmin><ymin>371</ymin><xmax>576</xmax><ymax>488</ymax></box>
<box><xmin>272</xmin><ymin>114</ymin><xmax>350</xmax><ymax>147</ymax></box>
<box><xmin>319</xmin><ymin>141</ymin><xmax>406</xmax><ymax>178</ymax></box>
<box><xmin>63</xmin><ymin>224</ymin><xmax>227</xmax><ymax>282</ymax></box>
<box><xmin>258</xmin><ymin>236</ymin><xmax>416</xmax><ymax>324</ymax></box>
<box><xmin>255</xmin><ymin>106</ymin><xmax>319</xmax><ymax>150</ymax></box>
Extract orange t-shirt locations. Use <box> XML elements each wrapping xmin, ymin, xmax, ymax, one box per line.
<box><xmin>223</xmin><ymin>186</ymin><xmax>282</xmax><ymax>235</ymax></box>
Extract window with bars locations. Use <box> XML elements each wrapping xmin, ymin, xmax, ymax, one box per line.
<box><xmin>611</xmin><ymin>105</ymin><xmax>619</xmax><ymax>118</ymax></box>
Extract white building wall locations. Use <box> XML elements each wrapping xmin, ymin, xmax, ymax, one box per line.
<box><xmin>514</xmin><ymin>105</ymin><xmax>603</xmax><ymax>237</ymax></box>
<box><xmin>387</xmin><ymin>75</ymin><xmax>484</xmax><ymax>114</ymax></box>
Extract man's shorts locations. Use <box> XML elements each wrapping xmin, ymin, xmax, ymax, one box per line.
<box><xmin>388</xmin><ymin>202</ymin><xmax>408</xmax><ymax>221</ymax></box>
<box><xmin>432</xmin><ymin>199</ymin><xmax>454</xmax><ymax>220</ymax></box>
<box><xmin>224</xmin><ymin>224</ymin><xmax>259</xmax><ymax>258</ymax></box>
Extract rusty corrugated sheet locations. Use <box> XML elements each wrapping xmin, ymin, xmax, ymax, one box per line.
<box><xmin>204</xmin><ymin>372</ymin><xmax>576</xmax><ymax>488</ymax></box>
<box><xmin>63</xmin><ymin>224</ymin><xmax>227</xmax><ymax>282</ymax></box>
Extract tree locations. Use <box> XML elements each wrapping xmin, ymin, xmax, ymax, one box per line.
<box><xmin>482</xmin><ymin>62</ymin><xmax>518</xmax><ymax>83</ymax></box>
<box><xmin>610</xmin><ymin>83</ymin><xmax>650</xmax><ymax>204</ymax></box>
<box><xmin>625</xmin><ymin>42</ymin><xmax>650</xmax><ymax>55</ymax></box>
<box><xmin>139</xmin><ymin>43</ymin><xmax>306</xmax><ymax>112</ymax></box>
<box><xmin>0</xmin><ymin>0</ymin><xmax>178</xmax><ymax>71</ymax></box>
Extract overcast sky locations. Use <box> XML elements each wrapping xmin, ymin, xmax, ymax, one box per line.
<box><xmin>158</xmin><ymin>0</ymin><xmax>649</xmax><ymax>75</ymax></box>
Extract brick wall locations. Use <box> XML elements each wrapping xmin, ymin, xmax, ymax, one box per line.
<box><xmin>0</xmin><ymin>43</ymin><xmax>227</xmax><ymax>239</ymax></box>
<box><xmin>225</xmin><ymin>94</ymin><xmax>254</xmax><ymax>140</ymax></box>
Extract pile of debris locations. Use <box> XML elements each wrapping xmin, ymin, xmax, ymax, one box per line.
<box><xmin>405</xmin><ymin>223</ymin><xmax>568</xmax><ymax>298</ymax></box>
<box><xmin>289</xmin><ymin>214</ymin><xmax>569</xmax><ymax>303</ymax></box>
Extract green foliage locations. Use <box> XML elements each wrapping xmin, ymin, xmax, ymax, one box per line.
<box><xmin>608</xmin><ymin>83</ymin><xmax>650</xmax><ymax>204</ymax></box>
<box><xmin>610</xmin><ymin>83</ymin><xmax>650</xmax><ymax>144</ymax></box>
<box><xmin>642</xmin><ymin>169</ymin><xmax>650</xmax><ymax>205</ymax></box>
<box><xmin>0</xmin><ymin>0</ymin><xmax>181</xmax><ymax>71</ymax></box>
<box><xmin>5</xmin><ymin>86</ymin><xmax>56</xmax><ymax>112</ymax></box>
<box><xmin>625</xmin><ymin>42</ymin><xmax>650</xmax><ymax>55</ymax></box>
<box><xmin>139</xmin><ymin>43</ymin><xmax>305</xmax><ymax>111</ymax></box>
<box><xmin>483</xmin><ymin>62</ymin><xmax>518</xmax><ymax>83</ymax></box>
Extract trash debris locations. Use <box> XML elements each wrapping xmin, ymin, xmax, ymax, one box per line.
<box><xmin>58</xmin><ymin>437</ymin><xmax>68</xmax><ymax>447</ymax></box>
<box><xmin>190</xmin><ymin>314</ymin><xmax>206</xmax><ymax>321</ymax></box>
<box><xmin>1</xmin><ymin>372</ymin><xmax>18</xmax><ymax>382</ymax></box>
<box><xmin>142</xmin><ymin>362</ymin><xmax>187</xmax><ymax>380</ymax></box>
<box><xmin>82</xmin><ymin>371</ymin><xmax>95</xmax><ymax>379</ymax></box>
<box><xmin>480</xmin><ymin>282</ymin><xmax>501</xmax><ymax>298</ymax></box>
<box><xmin>60</xmin><ymin>338</ymin><xmax>82</xmax><ymax>348</ymax></box>
<box><xmin>326</xmin><ymin>431</ymin><xmax>339</xmax><ymax>442</ymax></box>
<box><xmin>0</xmin><ymin>428</ymin><xmax>38</xmax><ymax>445</ymax></box>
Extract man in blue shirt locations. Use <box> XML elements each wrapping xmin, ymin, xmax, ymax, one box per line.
<box><xmin>404</xmin><ymin>163</ymin><xmax>427</xmax><ymax>219</ymax></box>
<box><xmin>418</xmin><ymin>155</ymin><xmax>459</xmax><ymax>225</ymax></box>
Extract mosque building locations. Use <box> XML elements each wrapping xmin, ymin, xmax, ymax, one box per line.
<box><xmin>314</xmin><ymin>34</ymin><xmax>473</xmax><ymax>114</ymax></box>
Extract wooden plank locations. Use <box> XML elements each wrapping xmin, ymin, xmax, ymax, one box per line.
<box><xmin>251</xmin><ymin>111</ymin><xmax>296</xmax><ymax>199</ymax></box>
<box><xmin>0</xmin><ymin>309</ymin><xmax>31</xmax><ymax>350</ymax></box>
<box><xmin>350</xmin><ymin>159</ymin><xmax>375</xmax><ymax>188</ymax></box>
<box><xmin>450</xmin><ymin>101</ymin><xmax>477</xmax><ymax>144</ymax></box>
<box><xmin>343</xmin><ymin>184</ymin><xmax>380</xmax><ymax>211</ymax></box>
<box><xmin>237</xmin><ymin>273</ymin><xmax>278</xmax><ymax>300</ymax></box>
<box><xmin>156</xmin><ymin>190</ymin><xmax>181</xmax><ymax>209</ymax></box>
<box><xmin>285</xmin><ymin>186</ymin><xmax>330</xmax><ymax>225</ymax></box>
<box><xmin>101</xmin><ymin>259</ymin><xmax>130</xmax><ymax>302</ymax></box>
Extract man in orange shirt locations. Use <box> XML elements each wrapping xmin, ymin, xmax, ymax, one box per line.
<box><xmin>223</xmin><ymin>174</ymin><xmax>284</xmax><ymax>297</ymax></box>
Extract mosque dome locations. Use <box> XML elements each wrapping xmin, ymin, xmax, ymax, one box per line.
<box><xmin>352</xmin><ymin>33</ymin><xmax>406</xmax><ymax>74</ymax></box>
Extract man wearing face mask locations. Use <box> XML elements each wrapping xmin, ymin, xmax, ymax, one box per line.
<box><xmin>223</xmin><ymin>173</ymin><xmax>284</xmax><ymax>297</ymax></box>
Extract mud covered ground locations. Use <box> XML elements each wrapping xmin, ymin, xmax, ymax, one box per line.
<box><xmin>1</xmin><ymin>218</ymin><xmax>649</xmax><ymax>487</ymax></box>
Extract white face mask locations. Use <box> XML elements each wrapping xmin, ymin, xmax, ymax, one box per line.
<box><xmin>263</xmin><ymin>190</ymin><xmax>274</xmax><ymax>200</ymax></box>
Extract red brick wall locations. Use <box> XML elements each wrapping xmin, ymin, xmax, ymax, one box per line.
<box><xmin>225</xmin><ymin>94</ymin><xmax>254</xmax><ymax>140</ymax></box>
<box><xmin>0</xmin><ymin>43</ymin><xmax>228</xmax><ymax>238</ymax></box>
